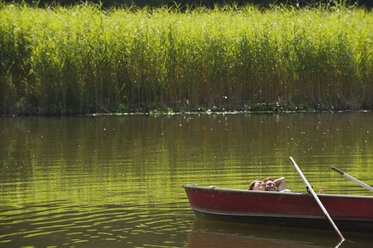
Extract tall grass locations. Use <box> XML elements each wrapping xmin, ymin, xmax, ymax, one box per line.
<box><xmin>0</xmin><ymin>3</ymin><xmax>372</xmax><ymax>114</ymax></box>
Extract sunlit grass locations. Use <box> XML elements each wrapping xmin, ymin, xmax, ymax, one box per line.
<box><xmin>0</xmin><ymin>3</ymin><xmax>372</xmax><ymax>114</ymax></box>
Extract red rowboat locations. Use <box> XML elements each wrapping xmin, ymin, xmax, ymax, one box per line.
<box><xmin>183</xmin><ymin>184</ymin><xmax>373</xmax><ymax>233</ymax></box>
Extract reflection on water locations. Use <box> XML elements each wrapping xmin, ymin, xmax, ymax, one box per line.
<box><xmin>0</xmin><ymin>113</ymin><xmax>372</xmax><ymax>247</ymax></box>
<box><xmin>188</xmin><ymin>218</ymin><xmax>373</xmax><ymax>248</ymax></box>
<box><xmin>0</xmin><ymin>201</ymin><xmax>191</xmax><ymax>247</ymax></box>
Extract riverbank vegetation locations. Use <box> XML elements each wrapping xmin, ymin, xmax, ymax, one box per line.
<box><xmin>5</xmin><ymin>0</ymin><xmax>373</xmax><ymax>8</ymax></box>
<box><xmin>0</xmin><ymin>2</ymin><xmax>372</xmax><ymax>114</ymax></box>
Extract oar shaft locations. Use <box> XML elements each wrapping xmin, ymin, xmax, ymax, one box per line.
<box><xmin>332</xmin><ymin>166</ymin><xmax>373</xmax><ymax>192</ymax></box>
<box><xmin>290</xmin><ymin>157</ymin><xmax>345</xmax><ymax>241</ymax></box>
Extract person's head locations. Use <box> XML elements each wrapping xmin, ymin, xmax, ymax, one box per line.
<box><xmin>263</xmin><ymin>177</ymin><xmax>278</xmax><ymax>191</ymax></box>
<box><xmin>248</xmin><ymin>180</ymin><xmax>265</xmax><ymax>191</ymax></box>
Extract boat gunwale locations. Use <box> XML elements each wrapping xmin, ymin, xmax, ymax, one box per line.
<box><xmin>182</xmin><ymin>184</ymin><xmax>373</xmax><ymax>199</ymax></box>
<box><xmin>191</xmin><ymin>205</ymin><xmax>328</xmax><ymax>220</ymax></box>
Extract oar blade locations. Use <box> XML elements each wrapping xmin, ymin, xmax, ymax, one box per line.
<box><xmin>331</xmin><ymin>166</ymin><xmax>344</xmax><ymax>175</ymax></box>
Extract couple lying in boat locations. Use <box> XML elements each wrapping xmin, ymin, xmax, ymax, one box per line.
<box><xmin>210</xmin><ymin>177</ymin><xmax>290</xmax><ymax>192</ymax></box>
<box><xmin>248</xmin><ymin>177</ymin><xmax>290</xmax><ymax>192</ymax></box>
<box><xmin>248</xmin><ymin>177</ymin><xmax>323</xmax><ymax>194</ymax></box>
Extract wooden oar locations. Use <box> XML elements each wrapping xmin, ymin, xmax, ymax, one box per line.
<box><xmin>331</xmin><ymin>166</ymin><xmax>373</xmax><ymax>192</ymax></box>
<box><xmin>289</xmin><ymin>157</ymin><xmax>345</xmax><ymax>242</ymax></box>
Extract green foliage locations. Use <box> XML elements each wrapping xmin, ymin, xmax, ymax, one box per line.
<box><xmin>0</xmin><ymin>2</ymin><xmax>372</xmax><ymax>114</ymax></box>
<box><xmin>3</xmin><ymin>0</ymin><xmax>373</xmax><ymax>9</ymax></box>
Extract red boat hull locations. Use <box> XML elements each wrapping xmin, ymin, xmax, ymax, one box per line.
<box><xmin>183</xmin><ymin>185</ymin><xmax>373</xmax><ymax>232</ymax></box>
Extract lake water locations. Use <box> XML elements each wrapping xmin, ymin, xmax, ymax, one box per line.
<box><xmin>0</xmin><ymin>112</ymin><xmax>372</xmax><ymax>247</ymax></box>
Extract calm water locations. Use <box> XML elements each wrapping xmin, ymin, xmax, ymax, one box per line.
<box><xmin>0</xmin><ymin>113</ymin><xmax>372</xmax><ymax>247</ymax></box>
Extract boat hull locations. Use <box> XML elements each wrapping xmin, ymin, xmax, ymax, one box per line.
<box><xmin>183</xmin><ymin>184</ymin><xmax>373</xmax><ymax>233</ymax></box>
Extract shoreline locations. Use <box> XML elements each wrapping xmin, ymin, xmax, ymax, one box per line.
<box><xmin>2</xmin><ymin>108</ymin><xmax>371</xmax><ymax>118</ymax></box>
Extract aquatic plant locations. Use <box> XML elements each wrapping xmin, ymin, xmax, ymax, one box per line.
<box><xmin>0</xmin><ymin>3</ymin><xmax>372</xmax><ymax>114</ymax></box>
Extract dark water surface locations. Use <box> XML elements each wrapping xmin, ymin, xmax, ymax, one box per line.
<box><xmin>0</xmin><ymin>113</ymin><xmax>372</xmax><ymax>247</ymax></box>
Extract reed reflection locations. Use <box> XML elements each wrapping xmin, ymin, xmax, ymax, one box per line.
<box><xmin>0</xmin><ymin>113</ymin><xmax>372</xmax><ymax>247</ymax></box>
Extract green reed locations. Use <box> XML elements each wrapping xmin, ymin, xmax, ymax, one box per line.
<box><xmin>0</xmin><ymin>3</ymin><xmax>372</xmax><ymax>114</ymax></box>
